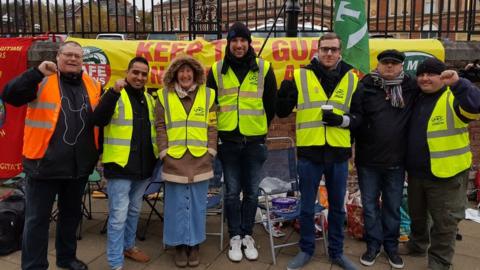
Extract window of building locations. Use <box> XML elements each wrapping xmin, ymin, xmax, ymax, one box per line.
<box><xmin>424</xmin><ymin>0</ymin><xmax>437</xmax><ymax>14</ymax></box>
<box><xmin>421</xmin><ymin>23</ymin><xmax>438</xmax><ymax>38</ymax></box>
<box><xmin>389</xmin><ymin>0</ymin><xmax>411</xmax><ymax>16</ymax></box>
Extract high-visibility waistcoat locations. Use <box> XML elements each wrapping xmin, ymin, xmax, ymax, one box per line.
<box><xmin>294</xmin><ymin>68</ymin><xmax>358</xmax><ymax>147</ymax></box>
<box><xmin>212</xmin><ymin>58</ymin><xmax>270</xmax><ymax>136</ymax></box>
<box><xmin>159</xmin><ymin>85</ymin><xmax>215</xmax><ymax>159</ymax></box>
<box><xmin>23</xmin><ymin>73</ymin><xmax>100</xmax><ymax>159</ymax></box>
<box><xmin>427</xmin><ymin>89</ymin><xmax>472</xmax><ymax>178</ymax></box>
<box><xmin>102</xmin><ymin>89</ymin><xmax>159</xmax><ymax>167</ymax></box>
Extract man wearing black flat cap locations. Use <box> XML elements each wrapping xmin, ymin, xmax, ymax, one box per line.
<box><xmin>400</xmin><ymin>57</ymin><xmax>480</xmax><ymax>270</ymax></box>
<box><xmin>349</xmin><ymin>49</ymin><xmax>418</xmax><ymax>269</ymax></box>
<box><xmin>206</xmin><ymin>21</ymin><xmax>277</xmax><ymax>262</ymax></box>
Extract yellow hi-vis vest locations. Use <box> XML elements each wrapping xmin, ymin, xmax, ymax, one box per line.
<box><xmin>159</xmin><ymin>85</ymin><xmax>215</xmax><ymax>159</ymax></box>
<box><xmin>294</xmin><ymin>68</ymin><xmax>358</xmax><ymax>147</ymax></box>
<box><xmin>102</xmin><ymin>89</ymin><xmax>159</xmax><ymax>167</ymax></box>
<box><xmin>427</xmin><ymin>89</ymin><xmax>472</xmax><ymax>178</ymax></box>
<box><xmin>212</xmin><ymin>58</ymin><xmax>270</xmax><ymax>136</ymax></box>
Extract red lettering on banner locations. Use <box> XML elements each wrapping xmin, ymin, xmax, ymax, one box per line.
<box><xmin>309</xmin><ymin>40</ymin><xmax>319</xmax><ymax>59</ymax></box>
<box><xmin>283</xmin><ymin>65</ymin><xmax>295</xmax><ymax>80</ymax></box>
<box><xmin>170</xmin><ymin>42</ymin><xmax>187</xmax><ymax>59</ymax></box>
<box><xmin>186</xmin><ymin>41</ymin><xmax>203</xmax><ymax>57</ymax></box>
<box><xmin>251</xmin><ymin>40</ymin><xmax>262</xmax><ymax>54</ymax></box>
<box><xmin>212</xmin><ymin>40</ymin><xmax>226</xmax><ymax>61</ymax></box>
<box><xmin>136</xmin><ymin>42</ymin><xmax>153</xmax><ymax>62</ymax></box>
<box><xmin>272</xmin><ymin>40</ymin><xmax>289</xmax><ymax>61</ymax></box>
<box><xmin>154</xmin><ymin>41</ymin><xmax>171</xmax><ymax>62</ymax></box>
<box><xmin>291</xmin><ymin>40</ymin><xmax>308</xmax><ymax>61</ymax></box>
<box><xmin>150</xmin><ymin>66</ymin><xmax>165</xmax><ymax>85</ymax></box>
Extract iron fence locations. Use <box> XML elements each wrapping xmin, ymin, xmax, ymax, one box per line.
<box><xmin>0</xmin><ymin>0</ymin><xmax>479</xmax><ymax>40</ymax></box>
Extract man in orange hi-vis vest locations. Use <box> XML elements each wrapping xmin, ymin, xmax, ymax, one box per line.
<box><xmin>2</xmin><ymin>41</ymin><xmax>101</xmax><ymax>270</ymax></box>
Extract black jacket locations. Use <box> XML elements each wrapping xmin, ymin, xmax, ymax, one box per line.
<box><xmin>406</xmin><ymin>78</ymin><xmax>480</xmax><ymax>179</ymax></box>
<box><xmin>206</xmin><ymin>46</ymin><xmax>277</xmax><ymax>143</ymax></box>
<box><xmin>276</xmin><ymin>57</ymin><xmax>355</xmax><ymax>163</ymax></box>
<box><xmin>2</xmin><ymin>67</ymin><xmax>99</xmax><ymax>180</ymax></box>
<box><xmin>350</xmin><ymin>74</ymin><xmax>419</xmax><ymax>167</ymax></box>
<box><xmin>92</xmin><ymin>84</ymin><xmax>157</xmax><ymax>180</ymax></box>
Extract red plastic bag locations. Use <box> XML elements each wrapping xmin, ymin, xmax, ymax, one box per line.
<box><xmin>346</xmin><ymin>203</ymin><xmax>364</xmax><ymax>239</ymax></box>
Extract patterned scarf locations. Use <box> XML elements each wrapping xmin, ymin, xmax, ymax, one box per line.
<box><xmin>174</xmin><ymin>82</ymin><xmax>197</xmax><ymax>99</ymax></box>
<box><xmin>370</xmin><ymin>70</ymin><xmax>405</xmax><ymax>108</ymax></box>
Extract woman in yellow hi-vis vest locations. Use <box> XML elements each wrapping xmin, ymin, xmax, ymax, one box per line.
<box><xmin>402</xmin><ymin>58</ymin><xmax>480</xmax><ymax>270</ymax></box>
<box><xmin>155</xmin><ymin>56</ymin><xmax>217</xmax><ymax>267</ymax></box>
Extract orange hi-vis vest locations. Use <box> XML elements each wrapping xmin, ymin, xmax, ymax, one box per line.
<box><xmin>23</xmin><ymin>72</ymin><xmax>101</xmax><ymax>159</ymax></box>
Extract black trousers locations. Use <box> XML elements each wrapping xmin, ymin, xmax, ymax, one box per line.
<box><xmin>21</xmin><ymin>177</ymin><xmax>87</xmax><ymax>270</ymax></box>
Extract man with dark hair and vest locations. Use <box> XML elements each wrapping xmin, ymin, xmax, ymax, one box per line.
<box><xmin>399</xmin><ymin>58</ymin><xmax>480</xmax><ymax>270</ymax></box>
<box><xmin>92</xmin><ymin>56</ymin><xmax>158</xmax><ymax>270</ymax></box>
<box><xmin>2</xmin><ymin>41</ymin><xmax>101</xmax><ymax>270</ymax></box>
<box><xmin>276</xmin><ymin>32</ymin><xmax>359</xmax><ymax>270</ymax></box>
<box><xmin>206</xmin><ymin>21</ymin><xmax>277</xmax><ymax>262</ymax></box>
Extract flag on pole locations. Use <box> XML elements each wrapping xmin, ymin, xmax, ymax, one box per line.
<box><xmin>334</xmin><ymin>0</ymin><xmax>370</xmax><ymax>74</ymax></box>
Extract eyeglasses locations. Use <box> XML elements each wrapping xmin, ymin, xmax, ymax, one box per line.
<box><xmin>60</xmin><ymin>52</ymin><xmax>83</xmax><ymax>59</ymax></box>
<box><xmin>319</xmin><ymin>47</ymin><xmax>340</xmax><ymax>54</ymax></box>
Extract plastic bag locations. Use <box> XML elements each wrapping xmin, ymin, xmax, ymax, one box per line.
<box><xmin>346</xmin><ymin>190</ymin><xmax>364</xmax><ymax>239</ymax></box>
<box><xmin>259</xmin><ymin>177</ymin><xmax>292</xmax><ymax>194</ymax></box>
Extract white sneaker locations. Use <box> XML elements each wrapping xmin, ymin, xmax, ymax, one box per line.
<box><xmin>228</xmin><ymin>235</ymin><xmax>243</xmax><ymax>262</ymax></box>
<box><xmin>242</xmin><ymin>235</ymin><xmax>259</xmax><ymax>260</ymax></box>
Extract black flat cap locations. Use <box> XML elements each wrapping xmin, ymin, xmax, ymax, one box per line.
<box><xmin>377</xmin><ymin>49</ymin><xmax>405</xmax><ymax>63</ymax></box>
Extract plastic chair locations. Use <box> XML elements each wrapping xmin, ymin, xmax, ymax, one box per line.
<box><xmin>258</xmin><ymin>137</ymin><xmax>327</xmax><ymax>265</ymax></box>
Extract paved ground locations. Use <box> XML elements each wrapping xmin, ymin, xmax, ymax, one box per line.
<box><xmin>1</xmin><ymin>195</ymin><xmax>480</xmax><ymax>270</ymax></box>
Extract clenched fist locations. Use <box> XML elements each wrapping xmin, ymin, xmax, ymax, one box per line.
<box><xmin>113</xmin><ymin>79</ymin><xmax>127</xmax><ymax>93</ymax></box>
<box><xmin>440</xmin><ymin>70</ymin><xmax>459</xmax><ymax>86</ymax></box>
<box><xmin>38</xmin><ymin>61</ymin><xmax>58</xmax><ymax>76</ymax></box>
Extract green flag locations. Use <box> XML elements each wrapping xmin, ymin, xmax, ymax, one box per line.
<box><xmin>334</xmin><ymin>0</ymin><xmax>370</xmax><ymax>74</ymax></box>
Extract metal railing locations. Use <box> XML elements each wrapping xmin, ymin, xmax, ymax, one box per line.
<box><xmin>0</xmin><ymin>0</ymin><xmax>478</xmax><ymax>40</ymax></box>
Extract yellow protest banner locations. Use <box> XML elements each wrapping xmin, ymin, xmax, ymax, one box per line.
<box><xmin>69</xmin><ymin>37</ymin><xmax>444</xmax><ymax>89</ymax></box>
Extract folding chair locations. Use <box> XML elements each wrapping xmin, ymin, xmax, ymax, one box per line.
<box><xmin>78</xmin><ymin>169</ymin><xmax>105</xmax><ymax>239</ymax></box>
<box><xmin>83</xmin><ymin>169</ymin><xmax>103</xmax><ymax>220</ymax></box>
<box><xmin>137</xmin><ymin>178</ymin><xmax>164</xmax><ymax>241</ymax></box>
<box><xmin>206</xmin><ymin>157</ymin><xmax>224</xmax><ymax>250</ymax></box>
<box><xmin>258</xmin><ymin>136</ymin><xmax>327</xmax><ymax>265</ymax></box>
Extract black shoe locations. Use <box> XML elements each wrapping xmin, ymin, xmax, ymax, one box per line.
<box><xmin>359</xmin><ymin>249</ymin><xmax>380</xmax><ymax>266</ymax></box>
<box><xmin>57</xmin><ymin>259</ymin><xmax>88</xmax><ymax>270</ymax></box>
<box><xmin>386</xmin><ymin>252</ymin><xmax>404</xmax><ymax>269</ymax></box>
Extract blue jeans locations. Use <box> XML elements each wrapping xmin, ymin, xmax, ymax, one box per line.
<box><xmin>106</xmin><ymin>178</ymin><xmax>149</xmax><ymax>269</ymax></box>
<box><xmin>218</xmin><ymin>141</ymin><xmax>268</xmax><ymax>238</ymax></box>
<box><xmin>297</xmin><ymin>158</ymin><xmax>348</xmax><ymax>259</ymax></box>
<box><xmin>357</xmin><ymin>166</ymin><xmax>405</xmax><ymax>254</ymax></box>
